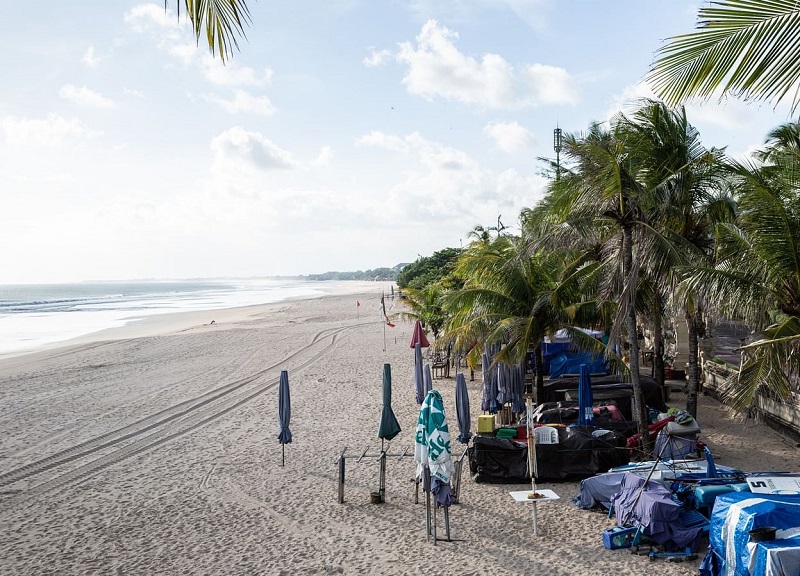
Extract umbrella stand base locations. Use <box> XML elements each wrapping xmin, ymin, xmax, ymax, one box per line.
<box><xmin>370</xmin><ymin>492</ymin><xmax>383</xmax><ymax>504</ymax></box>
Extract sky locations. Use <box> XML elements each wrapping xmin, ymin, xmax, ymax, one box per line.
<box><xmin>1</xmin><ymin>1</ymin><xmax>795</xmax><ymax>283</ymax></box>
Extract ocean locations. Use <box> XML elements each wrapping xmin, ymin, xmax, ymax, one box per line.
<box><xmin>0</xmin><ymin>278</ymin><xmax>329</xmax><ymax>356</ymax></box>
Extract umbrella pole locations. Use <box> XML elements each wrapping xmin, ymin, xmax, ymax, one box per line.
<box><xmin>282</xmin><ymin>444</ymin><xmax>285</xmax><ymax>467</ymax></box>
<box><xmin>526</xmin><ymin>397</ymin><xmax>539</xmax><ymax>536</ymax></box>
<box><xmin>379</xmin><ymin>439</ymin><xmax>386</xmax><ymax>503</ymax></box>
<box><xmin>432</xmin><ymin>489</ymin><xmax>438</xmax><ymax>545</ymax></box>
<box><xmin>425</xmin><ymin>489</ymin><xmax>431</xmax><ymax>541</ymax></box>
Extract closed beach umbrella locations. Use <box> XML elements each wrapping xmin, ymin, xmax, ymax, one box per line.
<box><xmin>415</xmin><ymin>390</ymin><xmax>455</xmax><ymax>513</ymax></box>
<box><xmin>411</xmin><ymin>320</ymin><xmax>430</xmax><ymax>348</ymax></box>
<box><xmin>411</xmin><ymin>321</ymin><xmax>430</xmax><ymax>405</ymax></box>
<box><xmin>455</xmin><ymin>373</ymin><xmax>472</xmax><ymax>444</ymax></box>
<box><xmin>511</xmin><ymin>361</ymin><xmax>526</xmax><ymax>414</ymax></box>
<box><xmin>378</xmin><ymin>363</ymin><xmax>402</xmax><ymax>441</ymax></box>
<box><xmin>424</xmin><ymin>363</ymin><xmax>433</xmax><ymax>396</ymax></box>
<box><xmin>481</xmin><ymin>351</ymin><xmax>491</xmax><ymax>412</ymax></box>
<box><xmin>578</xmin><ymin>363</ymin><xmax>594</xmax><ymax>426</ymax></box>
<box><xmin>277</xmin><ymin>370</ymin><xmax>292</xmax><ymax>466</ymax></box>
<box><xmin>414</xmin><ymin>343</ymin><xmax>425</xmax><ymax>405</ymax></box>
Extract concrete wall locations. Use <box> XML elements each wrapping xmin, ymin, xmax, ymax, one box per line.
<box><xmin>700</xmin><ymin>355</ymin><xmax>800</xmax><ymax>442</ymax></box>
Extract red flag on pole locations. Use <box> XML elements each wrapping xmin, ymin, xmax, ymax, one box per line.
<box><xmin>356</xmin><ymin>301</ymin><xmax>360</xmax><ymax>307</ymax></box>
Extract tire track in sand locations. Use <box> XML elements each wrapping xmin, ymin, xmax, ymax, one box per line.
<box><xmin>0</xmin><ymin>322</ymin><xmax>371</xmax><ymax>506</ymax></box>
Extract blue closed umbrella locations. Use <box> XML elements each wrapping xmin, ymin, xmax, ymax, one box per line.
<box><xmin>455</xmin><ymin>373</ymin><xmax>472</xmax><ymax>444</ymax></box>
<box><xmin>578</xmin><ymin>363</ymin><xmax>594</xmax><ymax>426</ymax></box>
<box><xmin>277</xmin><ymin>370</ymin><xmax>292</xmax><ymax>466</ymax></box>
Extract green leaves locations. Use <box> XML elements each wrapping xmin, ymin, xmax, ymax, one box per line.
<box><xmin>171</xmin><ymin>0</ymin><xmax>252</xmax><ymax>62</ymax></box>
<box><xmin>648</xmin><ymin>0</ymin><xmax>800</xmax><ymax>111</ymax></box>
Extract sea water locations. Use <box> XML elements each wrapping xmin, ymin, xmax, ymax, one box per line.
<box><xmin>0</xmin><ymin>278</ymin><xmax>325</xmax><ymax>356</ymax></box>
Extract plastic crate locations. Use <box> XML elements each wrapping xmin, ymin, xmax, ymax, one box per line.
<box><xmin>602</xmin><ymin>526</ymin><xmax>637</xmax><ymax>550</ymax></box>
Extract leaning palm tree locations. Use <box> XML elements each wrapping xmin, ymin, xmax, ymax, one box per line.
<box><xmin>648</xmin><ymin>0</ymin><xmax>800</xmax><ymax>112</ymax></box>
<box><xmin>170</xmin><ymin>0</ymin><xmax>252</xmax><ymax>61</ymax></box>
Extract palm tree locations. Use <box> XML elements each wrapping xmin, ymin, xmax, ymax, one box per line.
<box><xmin>683</xmin><ymin>122</ymin><xmax>800</xmax><ymax>409</ymax></box>
<box><xmin>537</xmin><ymin>121</ymin><xmax>655</xmax><ymax>449</ymax></box>
<box><xmin>620</xmin><ymin>100</ymin><xmax>733</xmax><ymax>418</ymax></box>
<box><xmin>393</xmin><ymin>282</ymin><xmax>448</xmax><ymax>340</ymax></box>
<box><xmin>648</xmin><ymin>0</ymin><xmax>800</xmax><ymax>112</ymax></box>
<box><xmin>442</xmin><ymin>233</ymin><xmax>593</xmax><ymax>404</ymax></box>
<box><xmin>170</xmin><ymin>0</ymin><xmax>252</xmax><ymax>61</ymax></box>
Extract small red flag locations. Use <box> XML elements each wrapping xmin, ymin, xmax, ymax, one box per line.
<box><xmin>356</xmin><ymin>300</ymin><xmax>360</xmax><ymax>307</ymax></box>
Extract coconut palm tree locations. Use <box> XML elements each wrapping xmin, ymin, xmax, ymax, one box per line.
<box><xmin>648</xmin><ymin>0</ymin><xmax>800</xmax><ymax>112</ymax></box>
<box><xmin>620</xmin><ymin>100</ymin><xmax>733</xmax><ymax>418</ymax></box>
<box><xmin>537</xmin><ymin>120</ymin><xmax>656</xmax><ymax>449</ymax></box>
<box><xmin>683</xmin><ymin>122</ymin><xmax>800</xmax><ymax>409</ymax></box>
<box><xmin>170</xmin><ymin>0</ymin><xmax>252</xmax><ymax>61</ymax></box>
<box><xmin>442</xmin><ymin>232</ymin><xmax>600</xmax><ymax>405</ymax></box>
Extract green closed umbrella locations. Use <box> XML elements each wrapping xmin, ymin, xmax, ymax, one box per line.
<box><xmin>378</xmin><ymin>363</ymin><xmax>401</xmax><ymax>441</ymax></box>
<box><xmin>377</xmin><ymin>363</ymin><xmax>401</xmax><ymax>503</ymax></box>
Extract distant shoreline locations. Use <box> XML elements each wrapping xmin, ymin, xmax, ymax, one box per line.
<box><xmin>0</xmin><ymin>280</ymin><xmax>394</xmax><ymax>362</ymax></box>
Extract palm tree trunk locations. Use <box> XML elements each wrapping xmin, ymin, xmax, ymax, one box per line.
<box><xmin>623</xmin><ymin>226</ymin><xmax>651</xmax><ymax>454</ymax></box>
<box><xmin>686</xmin><ymin>311</ymin><xmax>700</xmax><ymax>418</ymax></box>
<box><xmin>653</xmin><ymin>311</ymin><xmax>666</xmax><ymax>400</ymax></box>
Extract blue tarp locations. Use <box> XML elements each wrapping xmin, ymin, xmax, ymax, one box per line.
<box><xmin>549</xmin><ymin>351</ymin><xmax>606</xmax><ymax>378</ymax></box>
<box><xmin>700</xmin><ymin>492</ymin><xmax>800</xmax><ymax>576</ymax></box>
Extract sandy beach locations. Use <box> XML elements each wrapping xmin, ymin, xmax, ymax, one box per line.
<box><xmin>1</xmin><ymin>285</ymin><xmax>799</xmax><ymax>576</ymax></box>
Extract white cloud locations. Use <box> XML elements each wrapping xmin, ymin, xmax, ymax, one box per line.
<box><xmin>205</xmin><ymin>90</ymin><xmax>277</xmax><ymax>115</ymax></box>
<box><xmin>59</xmin><ymin>84</ymin><xmax>115</xmax><ymax>108</ymax></box>
<box><xmin>168</xmin><ymin>42</ymin><xmax>199</xmax><ymax>66</ymax></box>
<box><xmin>124</xmin><ymin>87</ymin><xmax>145</xmax><ymax>98</ymax></box>
<box><xmin>356</xmin><ymin>131</ymin><xmax>410</xmax><ymax>152</ymax></box>
<box><xmin>483</xmin><ymin>121</ymin><xmax>533</xmax><ymax>152</ymax></box>
<box><xmin>314</xmin><ymin>146</ymin><xmax>333</xmax><ymax>166</ymax></box>
<box><xmin>357</xmin><ymin>129</ymin><xmax>537</xmax><ymax>225</ymax></box>
<box><xmin>524</xmin><ymin>64</ymin><xmax>580</xmax><ymax>105</ymax></box>
<box><xmin>363</xmin><ymin>48</ymin><xmax>392</xmax><ymax>67</ymax></box>
<box><xmin>124</xmin><ymin>3</ymin><xmax>181</xmax><ymax>33</ymax></box>
<box><xmin>394</xmin><ymin>20</ymin><xmax>579</xmax><ymax>109</ymax></box>
<box><xmin>0</xmin><ymin>114</ymin><xmax>99</xmax><ymax>146</ymax></box>
<box><xmin>210</xmin><ymin>126</ymin><xmax>300</xmax><ymax>171</ymax></box>
<box><xmin>202</xmin><ymin>56</ymin><xmax>273</xmax><ymax>87</ymax></box>
<box><xmin>82</xmin><ymin>46</ymin><xmax>100</xmax><ymax>67</ymax></box>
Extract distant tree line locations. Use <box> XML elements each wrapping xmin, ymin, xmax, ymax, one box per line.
<box><xmin>396</xmin><ymin>248</ymin><xmax>462</xmax><ymax>290</ymax></box>
<box><xmin>303</xmin><ymin>267</ymin><xmax>402</xmax><ymax>281</ymax></box>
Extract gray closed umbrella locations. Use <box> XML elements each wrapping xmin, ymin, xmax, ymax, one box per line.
<box><xmin>378</xmin><ymin>363</ymin><xmax>402</xmax><ymax>441</ymax></box>
<box><xmin>414</xmin><ymin>342</ymin><xmax>425</xmax><ymax>404</ymax></box>
<box><xmin>455</xmin><ymin>373</ymin><xmax>472</xmax><ymax>444</ymax></box>
<box><xmin>424</xmin><ymin>363</ymin><xmax>433</xmax><ymax>396</ymax></box>
<box><xmin>277</xmin><ymin>370</ymin><xmax>292</xmax><ymax>466</ymax></box>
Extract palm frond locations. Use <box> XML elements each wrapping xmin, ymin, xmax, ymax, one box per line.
<box><xmin>178</xmin><ymin>0</ymin><xmax>252</xmax><ymax>62</ymax></box>
<box><xmin>648</xmin><ymin>0</ymin><xmax>800</xmax><ymax>111</ymax></box>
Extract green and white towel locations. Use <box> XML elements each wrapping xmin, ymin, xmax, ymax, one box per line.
<box><xmin>414</xmin><ymin>389</ymin><xmax>454</xmax><ymax>483</ymax></box>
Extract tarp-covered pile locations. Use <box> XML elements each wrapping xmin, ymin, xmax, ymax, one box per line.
<box><xmin>468</xmin><ymin>426</ymin><xmax>629</xmax><ymax>483</ymax></box>
<box><xmin>611</xmin><ymin>472</ymin><xmax>704</xmax><ymax>552</ymax></box>
<box><xmin>699</xmin><ymin>492</ymin><xmax>800</xmax><ymax>576</ymax></box>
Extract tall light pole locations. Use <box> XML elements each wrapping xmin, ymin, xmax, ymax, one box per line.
<box><xmin>553</xmin><ymin>126</ymin><xmax>563</xmax><ymax>180</ymax></box>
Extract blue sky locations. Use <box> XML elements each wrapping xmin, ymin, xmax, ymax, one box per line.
<box><xmin>1</xmin><ymin>1</ymin><xmax>794</xmax><ymax>283</ymax></box>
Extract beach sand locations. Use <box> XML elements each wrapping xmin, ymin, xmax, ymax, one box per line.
<box><xmin>1</xmin><ymin>285</ymin><xmax>798</xmax><ymax>575</ymax></box>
